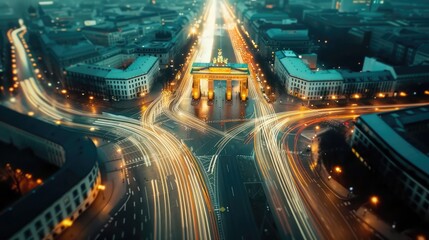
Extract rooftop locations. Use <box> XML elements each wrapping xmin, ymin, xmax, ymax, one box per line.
<box><xmin>360</xmin><ymin>105</ymin><xmax>429</xmax><ymax>176</ymax></box>
<box><xmin>276</xmin><ymin>50</ymin><xmax>343</xmax><ymax>81</ymax></box>
<box><xmin>50</xmin><ymin>41</ymin><xmax>98</xmax><ymax>61</ymax></box>
<box><xmin>339</xmin><ymin>70</ymin><xmax>394</xmax><ymax>83</ymax></box>
<box><xmin>0</xmin><ymin>106</ymin><xmax>98</xmax><ymax>239</ymax></box>
<box><xmin>67</xmin><ymin>55</ymin><xmax>158</xmax><ymax>80</ymax></box>
<box><xmin>265</xmin><ymin>28</ymin><xmax>309</xmax><ymax>41</ymax></box>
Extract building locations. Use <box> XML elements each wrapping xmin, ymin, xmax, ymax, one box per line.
<box><xmin>258</xmin><ymin>25</ymin><xmax>312</xmax><ymax>60</ymax></box>
<box><xmin>363</xmin><ymin>57</ymin><xmax>429</xmax><ymax>95</ymax></box>
<box><xmin>66</xmin><ymin>54</ymin><xmax>159</xmax><ymax>100</ymax></box>
<box><xmin>339</xmin><ymin>70</ymin><xmax>395</xmax><ymax>98</ymax></box>
<box><xmin>369</xmin><ymin>28</ymin><xmax>429</xmax><ymax>65</ymax></box>
<box><xmin>135</xmin><ymin>23</ymin><xmax>188</xmax><ymax>69</ymax></box>
<box><xmin>350</xmin><ymin>105</ymin><xmax>429</xmax><ymax>222</ymax></box>
<box><xmin>82</xmin><ymin>24</ymin><xmax>141</xmax><ymax>47</ymax></box>
<box><xmin>413</xmin><ymin>44</ymin><xmax>429</xmax><ymax>65</ymax></box>
<box><xmin>135</xmin><ymin>41</ymin><xmax>173</xmax><ymax>68</ymax></box>
<box><xmin>274</xmin><ymin>50</ymin><xmax>425</xmax><ymax>100</ymax></box>
<box><xmin>0</xmin><ymin>106</ymin><xmax>101</xmax><ymax>240</ymax></box>
<box><xmin>332</xmin><ymin>0</ymin><xmax>385</xmax><ymax>12</ymax></box>
<box><xmin>274</xmin><ymin>50</ymin><xmax>344</xmax><ymax>100</ymax></box>
<box><xmin>105</xmin><ymin>12</ymin><xmax>161</xmax><ymax>28</ymax></box>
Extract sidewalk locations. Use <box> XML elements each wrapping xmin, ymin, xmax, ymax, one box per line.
<box><xmin>310</xmin><ymin>129</ymin><xmax>412</xmax><ymax>240</ymax></box>
<box><xmin>318</xmin><ymin>161</ymin><xmax>351</xmax><ymax>200</ymax></box>
<box><xmin>354</xmin><ymin>207</ymin><xmax>410</xmax><ymax>240</ymax></box>
<box><xmin>58</xmin><ymin>141</ymin><xmax>127</xmax><ymax>240</ymax></box>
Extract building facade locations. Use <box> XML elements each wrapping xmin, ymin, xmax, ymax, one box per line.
<box><xmin>274</xmin><ymin>50</ymin><xmax>412</xmax><ymax>100</ymax></box>
<box><xmin>274</xmin><ymin>50</ymin><xmax>344</xmax><ymax>100</ymax></box>
<box><xmin>82</xmin><ymin>24</ymin><xmax>141</xmax><ymax>47</ymax></box>
<box><xmin>66</xmin><ymin>55</ymin><xmax>159</xmax><ymax>100</ymax></box>
<box><xmin>350</xmin><ymin>106</ymin><xmax>429</xmax><ymax>222</ymax></box>
<box><xmin>0</xmin><ymin>106</ymin><xmax>101</xmax><ymax>240</ymax></box>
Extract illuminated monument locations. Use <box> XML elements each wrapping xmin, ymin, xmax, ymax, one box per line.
<box><xmin>191</xmin><ymin>49</ymin><xmax>249</xmax><ymax>101</ymax></box>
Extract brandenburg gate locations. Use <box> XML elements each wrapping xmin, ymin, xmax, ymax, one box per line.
<box><xmin>191</xmin><ymin>49</ymin><xmax>249</xmax><ymax>101</ymax></box>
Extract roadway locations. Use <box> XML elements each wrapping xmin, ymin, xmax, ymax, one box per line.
<box><xmin>6</xmin><ymin>15</ymin><xmax>218</xmax><ymax>240</ymax></box>
<box><xmin>5</xmin><ymin>1</ymin><xmax>429</xmax><ymax>239</ymax></box>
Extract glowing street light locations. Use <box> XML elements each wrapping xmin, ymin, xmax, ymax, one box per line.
<box><xmin>370</xmin><ymin>196</ymin><xmax>379</xmax><ymax>206</ymax></box>
<box><xmin>334</xmin><ymin>166</ymin><xmax>342</xmax><ymax>174</ymax></box>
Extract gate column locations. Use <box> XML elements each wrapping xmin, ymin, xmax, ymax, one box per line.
<box><xmin>240</xmin><ymin>77</ymin><xmax>248</xmax><ymax>101</ymax></box>
<box><xmin>226</xmin><ymin>79</ymin><xmax>232</xmax><ymax>101</ymax></box>
<box><xmin>208</xmin><ymin>79</ymin><xmax>214</xmax><ymax>101</ymax></box>
<box><xmin>192</xmin><ymin>77</ymin><xmax>201</xmax><ymax>100</ymax></box>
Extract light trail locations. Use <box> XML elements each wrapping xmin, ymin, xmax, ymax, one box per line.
<box><xmin>8</xmin><ymin>22</ymin><xmax>219</xmax><ymax>239</ymax></box>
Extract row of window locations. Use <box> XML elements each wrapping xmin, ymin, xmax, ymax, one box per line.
<box><xmin>17</xmin><ymin>166</ymin><xmax>99</xmax><ymax>240</ymax></box>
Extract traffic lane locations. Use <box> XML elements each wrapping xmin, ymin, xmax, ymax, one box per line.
<box><xmin>218</xmin><ymin>155</ymin><xmax>259</xmax><ymax>240</ymax></box>
<box><xmin>288</xmin><ymin>119</ymin><xmax>373</xmax><ymax>239</ymax></box>
<box><xmin>212</xmin><ymin>10</ymin><xmax>237</xmax><ymax>63</ymax></box>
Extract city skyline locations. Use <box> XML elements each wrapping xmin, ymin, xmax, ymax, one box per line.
<box><xmin>0</xmin><ymin>0</ymin><xmax>429</xmax><ymax>239</ymax></box>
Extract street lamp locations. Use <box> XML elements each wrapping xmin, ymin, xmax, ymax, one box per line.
<box><xmin>141</xmin><ymin>92</ymin><xmax>145</xmax><ymax>104</ymax></box>
<box><xmin>98</xmin><ymin>184</ymin><xmax>106</xmax><ymax>199</ymax></box>
<box><xmin>334</xmin><ymin>166</ymin><xmax>342</xmax><ymax>174</ymax></box>
<box><xmin>370</xmin><ymin>195</ymin><xmax>379</xmax><ymax>206</ymax></box>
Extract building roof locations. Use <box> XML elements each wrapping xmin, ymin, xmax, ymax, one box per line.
<box><xmin>339</xmin><ymin>70</ymin><xmax>394</xmax><ymax>83</ymax></box>
<box><xmin>0</xmin><ymin>106</ymin><xmax>98</xmax><ymax>239</ymax></box>
<box><xmin>394</xmin><ymin>65</ymin><xmax>429</xmax><ymax>76</ymax></box>
<box><xmin>67</xmin><ymin>55</ymin><xmax>158</xmax><ymax>80</ymax></box>
<box><xmin>276</xmin><ymin>50</ymin><xmax>343</xmax><ymax>81</ymax></box>
<box><xmin>359</xmin><ymin>105</ymin><xmax>429</xmax><ymax>176</ymax></box>
<box><xmin>137</xmin><ymin>41</ymin><xmax>172</xmax><ymax>52</ymax></box>
<box><xmin>265</xmin><ymin>28</ymin><xmax>309</xmax><ymax>41</ymax></box>
<box><xmin>83</xmin><ymin>23</ymin><xmax>119</xmax><ymax>33</ymax></box>
<box><xmin>50</xmin><ymin>41</ymin><xmax>98</xmax><ymax>61</ymax></box>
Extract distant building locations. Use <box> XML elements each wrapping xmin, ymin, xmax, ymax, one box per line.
<box><xmin>0</xmin><ymin>106</ymin><xmax>100</xmax><ymax>240</ymax></box>
<box><xmin>413</xmin><ymin>44</ymin><xmax>429</xmax><ymax>65</ymax></box>
<box><xmin>135</xmin><ymin>22</ymin><xmax>188</xmax><ymax>69</ymax></box>
<box><xmin>82</xmin><ymin>24</ymin><xmax>141</xmax><ymax>47</ymax></box>
<box><xmin>369</xmin><ymin>28</ymin><xmax>429</xmax><ymax>65</ymax></box>
<box><xmin>66</xmin><ymin>55</ymin><xmax>159</xmax><ymax>100</ymax></box>
<box><xmin>339</xmin><ymin>70</ymin><xmax>395</xmax><ymax>98</ymax></box>
<box><xmin>274</xmin><ymin>50</ymin><xmax>395</xmax><ymax>100</ymax></box>
<box><xmin>135</xmin><ymin>41</ymin><xmax>173</xmax><ymax>69</ymax></box>
<box><xmin>332</xmin><ymin>0</ymin><xmax>385</xmax><ymax>12</ymax></box>
<box><xmin>105</xmin><ymin>12</ymin><xmax>161</xmax><ymax>28</ymax></box>
<box><xmin>350</xmin><ymin>105</ymin><xmax>429</xmax><ymax>223</ymax></box>
<box><xmin>258</xmin><ymin>25</ymin><xmax>312</xmax><ymax>60</ymax></box>
<box><xmin>0</xmin><ymin>3</ymin><xmax>16</xmax><ymax>27</ymax></box>
<box><xmin>363</xmin><ymin>57</ymin><xmax>429</xmax><ymax>96</ymax></box>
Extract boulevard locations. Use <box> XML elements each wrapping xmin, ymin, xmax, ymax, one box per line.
<box><xmin>1</xmin><ymin>0</ymin><xmax>428</xmax><ymax>239</ymax></box>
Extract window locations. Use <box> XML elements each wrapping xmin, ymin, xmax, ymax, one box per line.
<box><xmin>38</xmin><ymin>230</ymin><xmax>45</xmax><ymax>239</ymax></box>
<box><xmin>66</xmin><ymin>206</ymin><xmax>72</xmax><ymax>215</ymax></box>
<box><xmin>45</xmin><ymin>212</ymin><xmax>52</xmax><ymax>221</ymax></box>
<box><xmin>35</xmin><ymin>220</ymin><xmax>42</xmax><ymax>230</ymax></box>
<box><xmin>55</xmin><ymin>204</ymin><xmax>61</xmax><ymax>213</ymax></box>
<box><xmin>73</xmin><ymin>189</ymin><xmax>78</xmax><ymax>198</ymax></box>
<box><xmin>24</xmin><ymin>229</ymin><xmax>32</xmax><ymax>238</ymax></box>
<box><xmin>56</xmin><ymin>213</ymin><xmax>63</xmax><ymax>223</ymax></box>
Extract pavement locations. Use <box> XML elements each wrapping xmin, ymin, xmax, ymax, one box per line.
<box><xmin>354</xmin><ymin>207</ymin><xmax>409</xmax><ymax>240</ymax></box>
<box><xmin>309</xmin><ymin>128</ymin><xmax>411</xmax><ymax>240</ymax></box>
<box><xmin>58</xmin><ymin>141</ymin><xmax>127</xmax><ymax>240</ymax></box>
